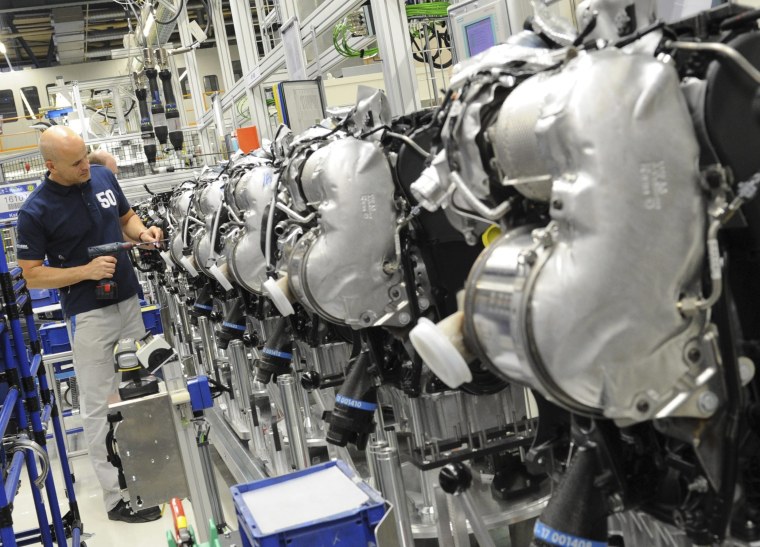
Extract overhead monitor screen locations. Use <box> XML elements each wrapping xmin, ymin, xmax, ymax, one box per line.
<box><xmin>465</xmin><ymin>17</ymin><xmax>497</xmax><ymax>57</ymax></box>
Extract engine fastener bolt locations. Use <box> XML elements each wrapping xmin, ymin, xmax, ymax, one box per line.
<box><xmin>687</xmin><ymin>347</ymin><xmax>702</xmax><ymax>363</ymax></box>
<box><xmin>704</xmin><ymin>169</ymin><xmax>724</xmax><ymax>189</ymax></box>
<box><xmin>519</xmin><ymin>250</ymin><xmax>538</xmax><ymax>265</ymax></box>
<box><xmin>687</xmin><ymin>476</ymin><xmax>709</xmax><ymax>493</ymax></box>
<box><xmin>607</xmin><ymin>493</ymin><xmax>624</xmax><ymax>513</ymax></box>
<box><xmin>636</xmin><ymin>399</ymin><xmax>650</xmax><ymax>413</ymax></box>
<box><xmin>399</xmin><ymin>312</ymin><xmax>411</xmax><ymax>325</ymax></box>
<box><xmin>698</xmin><ymin>391</ymin><xmax>719</xmax><ymax>415</ymax></box>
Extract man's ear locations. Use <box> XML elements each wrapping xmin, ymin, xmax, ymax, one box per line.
<box><xmin>44</xmin><ymin>159</ymin><xmax>54</xmax><ymax>172</ymax></box>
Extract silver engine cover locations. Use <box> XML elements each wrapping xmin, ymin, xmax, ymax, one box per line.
<box><xmin>465</xmin><ymin>49</ymin><xmax>709</xmax><ymax>422</ymax></box>
<box><xmin>286</xmin><ymin>137</ymin><xmax>410</xmax><ymax>329</ymax></box>
<box><xmin>223</xmin><ymin>164</ymin><xmax>277</xmax><ymax>295</ymax></box>
<box><xmin>168</xmin><ymin>184</ymin><xmax>197</xmax><ymax>271</ymax></box>
<box><xmin>192</xmin><ymin>176</ymin><xmax>227</xmax><ymax>280</ymax></box>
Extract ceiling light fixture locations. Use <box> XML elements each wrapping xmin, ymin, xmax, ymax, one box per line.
<box><xmin>0</xmin><ymin>42</ymin><xmax>13</xmax><ymax>71</ymax></box>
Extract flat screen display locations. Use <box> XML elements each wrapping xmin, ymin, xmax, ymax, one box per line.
<box><xmin>0</xmin><ymin>89</ymin><xmax>17</xmax><ymax>122</ymax></box>
<box><xmin>465</xmin><ymin>17</ymin><xmax>496</xmax><ymax>57</ymax></box>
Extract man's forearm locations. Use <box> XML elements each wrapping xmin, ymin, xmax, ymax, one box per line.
<box><xmin>122</xmin><ymin>213</ymin><xmax>148</xmax><ymax>242</ymax></box>
<box><xmin>24</xmin><ymin>265</ymin><xmax>89</xmax><ymax>289</ymax></box>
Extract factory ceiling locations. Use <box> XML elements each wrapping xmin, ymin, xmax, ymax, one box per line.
<box><xmin>0</xmin><ymin>0</ymin><xmax>240</xmax><ymax>70</ymax></box>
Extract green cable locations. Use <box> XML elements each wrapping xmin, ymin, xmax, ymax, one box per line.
<box><xmin>406</xmin><ymin>1</ymin><xmax>450</xmax><ymax>18</ymax></box>
<box><xmin>332</xmin><ymin>2</ymin><xmax>450</xmax><ymax>58</ymax></box>
<box><xmin>334</xmin><ymin>18</ymin><xmax>378</xmax><ymax>58</ymax></box>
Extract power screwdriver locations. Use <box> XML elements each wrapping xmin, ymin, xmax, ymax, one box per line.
<box><xmin>87</xmin><ymin>240</ymin><xmax>166</xmax><ymax>300</ymax></box>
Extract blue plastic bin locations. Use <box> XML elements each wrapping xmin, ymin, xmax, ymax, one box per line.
<box><xmin>141</xmin><ymin>305</ymin><xmax>163</xmax><ymax>335</ymax></box>
<box><xmin>231</xmin><ymin>460</ymin><xmax>386</xmax><ymax>547</ymax></box>
<box><xmin>39</xmin><ymin>322</ymin><xmax>70</xmax><ymax>354</ymax></box>
<box><xmin>30</xmin><ymin>288</ymin><xmax>60</xmax><ymax>308</ymax></box>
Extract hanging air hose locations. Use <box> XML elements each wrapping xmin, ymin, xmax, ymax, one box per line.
<box><xmin>333</xmin><ymin>2</ymin><xmax>451</xmax><ymax>60</ymax></box>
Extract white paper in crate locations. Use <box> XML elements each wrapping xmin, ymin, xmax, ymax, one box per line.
<box><xmin>241</xmin><ymin>466</ymin><xmax>371</xmax><ymax>535</ymax></box>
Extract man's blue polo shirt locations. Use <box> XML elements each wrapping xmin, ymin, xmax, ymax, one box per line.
<box><xmin>16</xmin><ymin>165</ymin><xmax>140</xmax><ymax>318</ymax></box>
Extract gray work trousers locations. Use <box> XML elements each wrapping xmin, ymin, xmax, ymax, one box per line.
<box><xmin>67</xmin><ymin>297</ymin><xmax>146</xmax><ymax>512</ymax></box>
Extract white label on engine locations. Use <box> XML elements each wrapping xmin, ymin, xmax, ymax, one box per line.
<box><xmin>360</xmin><ymin>193</ymin><xmax>376</xmax><ymax>220</ymax></box>
<box><xmin>640</xmin><ymin>161</ymin><xmax>668</xmax><ymax>210</ymax></box>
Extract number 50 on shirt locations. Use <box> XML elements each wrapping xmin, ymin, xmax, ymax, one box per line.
<box><xmin>96</xmin><ymin>190</ymin><xmax>117</xmax><ymax>208</ymax></box>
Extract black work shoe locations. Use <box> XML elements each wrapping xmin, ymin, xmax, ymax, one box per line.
<box><xmin>107</xmin><ymin>499</ymin><xmax>162</xmax><ymax>523</ymax></box>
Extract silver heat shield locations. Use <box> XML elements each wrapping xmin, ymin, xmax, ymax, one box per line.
<box><xmin>169</xmin><ymin>232</ymin><xmax>187</xmax><ymax>270</ymax></box>
<box><xmin>225</xmin><ymin>155</ymin><xmax>272</xmax><ymax>217</ymax></box>
<box><xmin>576</xmin><ymin>0</ymin><xmax>657</xmax><ymax>43</ymax></box>
<box><xmin>223</xmin><ymin>165</ymin><xmax>277</xmax><ymax>295</ymax></box>
<box><xmin>464</xmin><ymin>49</ymin><xmax>710</xmax><ymax>423</ymax></box>
<box><xmin>282</xmin><ymin>126</ymin><xmax>337</xmax><ymax>212</ymax></box>
<box><xmin>286</xmin><ymin>137</ymin><xmax>410</xmax><ymax>329</ymax></box>
<box><xmin>192</xmin><ymin>177</ymin><xmax>228</xmax><ymax>280</ymax></box>
<box><xmin>168</xmin><ymin>185</ymin><xmax>197</xmax><ymax>271</ymax></box>
<box><xmin>169</xmin><ymin>182</ymin><xmax>195</xmax><ymax>221</ymax></box>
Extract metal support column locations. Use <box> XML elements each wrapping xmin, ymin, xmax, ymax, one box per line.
<box><xmin>250</xmin><ymin>86</ymin><xmax>272</xmax><ymax>141</ymax></box>
<box><xmin>167</xmin><ymin>53</ymin><xmax>190</xmax><ymax>130</ymax></box>
<box><xmin>369</xmin><ymin>0</ymin><xmax>421</xmax><ymax>116</ymax></box>
<box><xmin>211</xmin><ymin>93</ymin><xmax>228</xmax><ymax>154</ymax></box>
<box><xmin>70</xmin><ymin>82</ymin><xmax>91</xmax><ymax>142</ymax></box>
<box><xmin>112</xmin><ymin>85</ymin><xmax>128</xmax><ymax>134</ymax></box>
<box><xmin>163</xmin><ymin>358</ymin><xmax>214</xmax><ymax>545</ymax></box>
<box><xmin>281</xmin><ymin>17</ymin><xmax>308</xmax><ymax>80</ymax></box>
<box><xmin>277</xmin><ymin>0</ymin><xmax>297</xmax><ymax>24</ymax></box>
<box><xmin>254</xmin><ymin>0</ymin><xmax>273</xmax><ymax>55</ymax></box>
<box><xmin>210</xmin><ymin>0</ymin><xmax>236</xmax><ymax>93</ymax></box>
<box><xmin>230</xmin><ymin>0</ymin><xmax>260</xmax><ymax>75</ymax></box>
<box><xmin>278</xmin><ymin>374</ymin><xmax>310</xmax><ymax>470</ymax></box>
<box><xmin>227</xmin><ymin>340</ymin><xmax>252</xmax><ymax>440</ymax></box>
<box><xmin>196</xmin><ymin>315</ymin><xmax>218</xmax><ymax>376</ymax></box>
<box><xmin>176</xmin><ymin>4</ymin><xmax>212</xmax><ymax>156</ymax></box>
<box><xmin>370</xmin><ymin>443</ymin><xmax>415</xmax><ymax>546</ymax></box>
<box><xmin>229</xmin><ymin>0</ymin><xmax>273</xmax><ymax>140</ymax></box>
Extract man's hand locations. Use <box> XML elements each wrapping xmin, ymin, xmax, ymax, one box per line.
<box><xmin>85</xmin><ymin>256</ymin><xmax>117</xmax><ymax>281</ymax></box>
<box><xmin>139</xmin><ymin>226</ymin><xmax>164</xmax><ymax>248</ymax></box>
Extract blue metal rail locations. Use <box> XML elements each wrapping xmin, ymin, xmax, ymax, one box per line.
<box><xmin>0</xmin><ymin>387</ymin><xmax>18</xmax><ymax>436</ymax></box>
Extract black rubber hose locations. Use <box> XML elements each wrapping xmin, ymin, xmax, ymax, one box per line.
<box><xmin>326</xmin><ymin>351</ymin><xmax>377</xmax><ymax>450</ymax></box>
<box><xmin>255</xmin><ymin>317</ymin><xmax>293</xmax><ymax>384</ymax></box>
<box><xmin>159</xmin><ymin>69</ymin><xmax>179</xmax><ymax>120</ymax></box>
<box><xmin>531</xmin><ymin>446</ymin><xmax>609</xmax><ymax>546</ymax></box>
<box><xmin>135</xmin><ymin>88</ymin><xmax>153</xmax><ymax>133</ymax></box>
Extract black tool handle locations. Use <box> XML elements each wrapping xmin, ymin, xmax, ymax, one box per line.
<box><xmin>87</xmin><ymin>242</ymin><xmax>130</xmax><ymax>258</ymax></box>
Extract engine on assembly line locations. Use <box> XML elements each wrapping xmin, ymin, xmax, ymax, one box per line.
<box><xmin>128</xmin><ymin>2</ymin><xmax>760</xmax><ymax>544</ymax></box>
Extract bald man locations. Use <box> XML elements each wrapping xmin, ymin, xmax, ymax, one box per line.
<box><xmin>88</xmin><ymin>149</ymin><xmax>118</xmax><ymax>174</ymax></box>
<box><xmin>16</xmin><ymin>126</ymin><xmax>163</xmax><ymax>523</ymax></box>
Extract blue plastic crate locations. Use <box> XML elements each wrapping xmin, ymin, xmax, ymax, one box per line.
<box><xmin>30</xmin><ymin>288</ymin><xmax>60</xmax><ymax>308</ymax></box>
<box><xmin>39</xmin><ymin>322</ymin><xmax>71</xmax><ymax>354</ymax></box>
<box><xmin>232</xmin><ymin>460</ymin><xmax>386</xmax><ymax>547</ymax></box>
<box><xmin>141</xmin><ymin>306</ymin><xmax>163</xmax><ymax>335</ymax></box>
